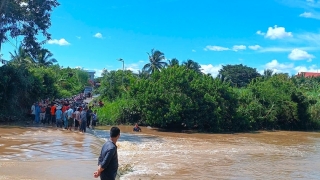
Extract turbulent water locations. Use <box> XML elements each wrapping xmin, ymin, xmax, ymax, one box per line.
<box><xmin>0</xmin><ymin>126</ymin><xmax>320</xmax><ymax>179</ymax></box>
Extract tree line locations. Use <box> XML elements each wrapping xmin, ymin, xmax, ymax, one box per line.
<box><xmin>95</xmin><ymin>49</ymin><xmax>320</xmax><ymax>132</ymax></box>
<box><xmin>0</xmin><ymin>47</ymin><xmax>90</xmax><ymax>121</ymax></box>
<box><xmin>0</xmin><ymin>0</ymin><xmax>89</xmax><ymax>121</ymax></box>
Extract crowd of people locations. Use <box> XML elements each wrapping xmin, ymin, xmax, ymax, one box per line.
<box><xmin>30</xmin><ymin>93</ymin><xmax>98</xmax><ymax>133</ymax></box>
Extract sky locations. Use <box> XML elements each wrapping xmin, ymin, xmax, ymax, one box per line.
<box><xmin>1</xmin><ymin>0</ymin><xmax>320</xmax><ymax>77</ymax></box>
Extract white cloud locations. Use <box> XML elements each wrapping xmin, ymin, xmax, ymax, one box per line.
<box><xmin>94</xmin><ymin>33</ymin><xmax>103</xmax><ymax>39</ymax></box>
<box><xmin>265</xmin><ymin>25</ymin><xmax>293</xmax><ymax>39</ymax></box>
<box><xmin>76</xmin><ymin>36</ymin><xmax>81</xmax><ymax>39</ymax></box>
<box><xmin>299</xmin><ymin>12</ymin><xmax>313</xmax><ymax>17</ymax></box>
<box><xmin>259</xmin><ymin>46</ymin><xmax>317</xmax><ymax>52</ymax></box>
<box><xmin>47</xmin><ymin>38</ymin><xmax>70</xmax><ymax>46</ymax></box>
<box><xmin>257</xmin><ymin>26</ymin><xmax>293</xmax><ymax>39</ymax></box>
<box><xmin>126</xmin><ymin>61</ymin><xmax>146</xmax><ymax>73</ymax></box>
<box><xmin>126</xmin><ymin>63</ymin><xmax>140</xmax><ymax>73</ymax></box>
<box><xmin>294</xmin><ymin>64</ymin><xmax>320</xmax><ymax>73</ymax></box>
<box><xmin>298</xmin><ymin>32</ymin><xmax>320</xmax><ymax>45</ymax></box>
<box><xmin>288</xmin><ymin>49</ymin><xmax>315</xmax><ymax>60</ymax></box>
<box><xmin>192</xmin><ymin>49</ymin><xmax>196</xmax><ymax>52</ymax></box>
<box><xmin>248</xmin><ymin>45</ymin><xmax>262</xmax><ymax>50</ymax></box>
<box><xmin>264</xmin><ymin>60</ymin><xmax>294</xmax><ymax>74</ymax></box>
<box><xmin>232</xmin><ymin>45</ymin><xmax>246</xmax><ymax>51</ymax></box>
<box><xmin>261</xmin><ymin>60</ymin><xmax>320</xmax><ymax>75</ymax></box>
<box><xmin>200</xmin><ymin>64</ymin><xmax>222</xmax><ymax>77</ymax></box>
<box><xmin>204</xmin><ymin>45</ymin><xmax>229</xmax><ymax>51</ymax></box>
<box><xmin>287</xmin><ymin>0</ymin><xmax>320</xmax><ymax>20</ymax></box>
<box><xmin>75</xmin><ymin>66</ymin><xmax>82</xmax><ymax>69</ymax></box>
<box><xmin>93</xmin><ymin>69</ymin><xmax>104</xmax><ymax>77</ymax></box>
<box><xmin>299</xmin><ymin>11</ymin><xmax>320</xmax><ymax>19</ymax></box>
<box><xmin>256</xmin><ymin>30</ymin><xmax>265</xmax><ymax>36</ymax></box>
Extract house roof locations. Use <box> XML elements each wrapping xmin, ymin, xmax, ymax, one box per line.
<box><xmin>297</xmin><ymin>72</ymin><xmax>320</xmax><ymax>78</ymax></box>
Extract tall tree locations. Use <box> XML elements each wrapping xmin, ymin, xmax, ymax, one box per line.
<box><xmin>0</xmin><ymin>0</ymin><xmax>59</xmax><ymax>56</ymax></box>
<box><xmin>218</xmin><ymin>64</ymin><xmax>261</xmax><ymax>87</ymax></box>
<box><xmin>142</xmin><ymin>49</ymin><xmax>167</xmax><ymax>74</ymax></box>
<box><xmin>9</xmin><ymin>45</ymin><xmax>34</xmax><ymax>65</ymax></box>
<box><xmin>35</xmin><ymin>49</ymin><xmax>57</xmax><ymax>67</ymax></box>
<box><xmin>168</xmin><ymin>58</ymin><xmax>179</xmax><ymax>67</ymax></box>
<box><xmin>182</xmin><ymin>59</ymin><xmax>201</xmax><ymax>73</ymax></box>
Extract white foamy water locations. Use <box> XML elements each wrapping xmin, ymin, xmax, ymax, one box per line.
<box><xmin>92</xmin><ymin>129</ymin><xmax>320</xmax><ymax>180</ymax></box>
<box><xmin>1</xmin><ymin>127</ymin><xmax>320</xmax><ymax>179</ymax></box>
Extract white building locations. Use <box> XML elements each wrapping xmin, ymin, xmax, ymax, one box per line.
<box><xmin>86</xmin><ymin>70</ymin><xmax>95</xmax><ymax>81</ymax></box>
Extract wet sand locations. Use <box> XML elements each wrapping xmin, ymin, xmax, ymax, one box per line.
<box><xmin>1</xmin><ymin>125</ymin><xmax>320</xmax><ymax>180</ymax></box>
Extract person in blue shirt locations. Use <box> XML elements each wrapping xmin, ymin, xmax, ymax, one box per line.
<box><xmin>35</xmin><ymin>103</ymin><xmax>41</xmax><ymax>123</ymax></box>
<box><xmin>55</xmin><ymin>106</ymin><xmax>63</xmax><ymax>128</ymax></box>
<box><xmin>94</xmin><ymin>127</ymin><xmax>120</xmax><ymax>180</ymax></box>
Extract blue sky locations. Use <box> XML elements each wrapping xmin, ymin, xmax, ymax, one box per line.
<box><xmin>1</xmin><ymin>0</ymin><xmax>320</xmax><ymax>77</ymax></box>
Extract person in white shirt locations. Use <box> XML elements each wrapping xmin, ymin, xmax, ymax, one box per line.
<box><xmin>31</xmin><ymin>103</ymin><xmax>36</xmax><ymax>122</ymax></box>
<box><xmin>74</xmin><ymin>107</ymin><xmax>81</xmax><ymax>131</ymax></box>
<box><xmin>67</xmin><ymin>107</ymin><xmax>74</xmax><ymax>131</ymax></box>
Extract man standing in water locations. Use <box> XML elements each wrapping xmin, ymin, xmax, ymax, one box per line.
<box><xmin>94</xmin><ymin>127</ymin><xmax>120</xmax><ymax>180</ymax></box>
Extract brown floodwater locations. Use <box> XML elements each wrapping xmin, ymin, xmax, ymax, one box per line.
<box><xmin>0</xmin><ymin>125</ymin><xmax>320</xmax><ymax>180</ymax></box>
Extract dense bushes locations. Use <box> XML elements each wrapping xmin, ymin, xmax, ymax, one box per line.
<box><xmin>96</xmin><ymin>63</ymin><xmax>320</xmax><ymax>132</ymax></box>
<box><xmin>0</xmin><ymin>64</ymin><xmax>89</xmax><ymax>120</ymax></box>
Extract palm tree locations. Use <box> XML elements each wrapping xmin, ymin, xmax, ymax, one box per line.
<box><xmin>142</xmin><ymin>49</ymin><xmax>167</xmax><ymax>74</ymax></box>
<box><xmin>35</xmin><ymin>49</ymin><xmax>57</xmax><ymax>67</ymax></box>
<box><xmin>9</xmin><ymin>45</ymin><xmax>35</xmax><ymax>65</ymax></box>
<box><xmin>168</xmin><ymin>58</ymin><xmax>179</xmax><ymax>67</ymax></box>
<box><xmin>182</xmin><ymin>59</ymin><xmax>201</xmax><ymax>73</ymax></box>
<box><xmin>137</xmin><ymin>70</ymin><xmax>149</xmax><ymax>79</ymax></box>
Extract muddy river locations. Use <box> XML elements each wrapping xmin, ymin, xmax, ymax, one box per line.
<box><xmin>0</xmin><ymin>125</ymin><xmax>319</xmax><ymax>179</ymax></box>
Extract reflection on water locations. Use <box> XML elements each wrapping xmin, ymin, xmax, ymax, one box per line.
<box><xmin>0</xmin><ymin>126</ymin><xmax>320</xmax><ymax>179</ymax></box>
<box><xmin>0</xmin><ymin>128</ymin><xmax>101</xmax><ymax>161</ymax></box>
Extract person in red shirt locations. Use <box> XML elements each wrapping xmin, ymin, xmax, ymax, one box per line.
<box><xmin>51</xmin><ymin>104</ymin><xmax>56</xmax><ymax>125</ymax></box>
<box><xmin>62</xmin><ymin>104</ymin><xmax>67</xmax><ymax>113</ymax></box>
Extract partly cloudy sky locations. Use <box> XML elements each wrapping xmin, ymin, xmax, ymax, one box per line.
<box><xmin>2</xmin><ymin>0</ymin><xmax>320</xmax><ymax>77</ymax></box>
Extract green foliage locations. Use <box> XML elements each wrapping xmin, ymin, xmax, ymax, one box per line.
<box><xmin>218</xmin><ymin>64</ymin><xmax>261</xmax><ymax>87</ymax></box>
<box><xmin>130</xmin><ymin>66</ymin><xmax>238</xmax><ymax>132</ymax></box>
<box><xmin>0</xmin><ymin>64</ymin><xmax>89</xmax><ymax>120</ymax></box>
<box><xmin>182</xmin><ymin>59</ymin><xmax>202</xmax><ymax>73</ymax></box>
<box><xmin>0</xmin><ymin>0</ymin><xmax>59</xmax><ymax>56</ymax></box>
<box><xmin>0</xmin><ymin>64</ymin><xmax>36</xmax><ymax>116</ymax></box>
<box><xmin>34</xmin><ymin>49</ymin><xmax>58</xmax><ymax>67</ymax></box>
<box><xmin>97</xmin><ymin>70</ymin><xmax>138</xmax><ymax>101</ymax></box>
<box><xmin>3</xmin><ymin>45</ymin><xmax>320</xmax><ymax>132</ymax></box>
<box><xmin>94</xmin><ymin>52</ymin><xmax>320</xmax><ymax>132</ymax></box>
<box><xmin>96</xmin><ymin>97</ymin><xmax>136</xmax><ymax>125</ymax></box>
<box><xmin>236</xmin><ymin>74</ymin><xmax>316</xmax><ymax>130</ymax></box>
<box><xmin>9</xmin><ymin>45</ymin><xmax>35</xmax><ymax>65</ymax></box>
<box><xmin>142</xmin><ymin>49</ymin><xmax>167</xmax><ymax>74</ymax></box>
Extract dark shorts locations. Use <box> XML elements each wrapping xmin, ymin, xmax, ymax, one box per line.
<box><xmin>92</xmin><ymin>120</ymin><xmax>96</xmax><ymax>126</ymax></box>
<box><xmin>75</xmin><ymin>120</ymin><xmax>79</xmax><ymax>127</ymax></box>
<box><xmin>68</xmin><ymin>118</ymin><xmax>73</xmax><ymax>127</ymax></box>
